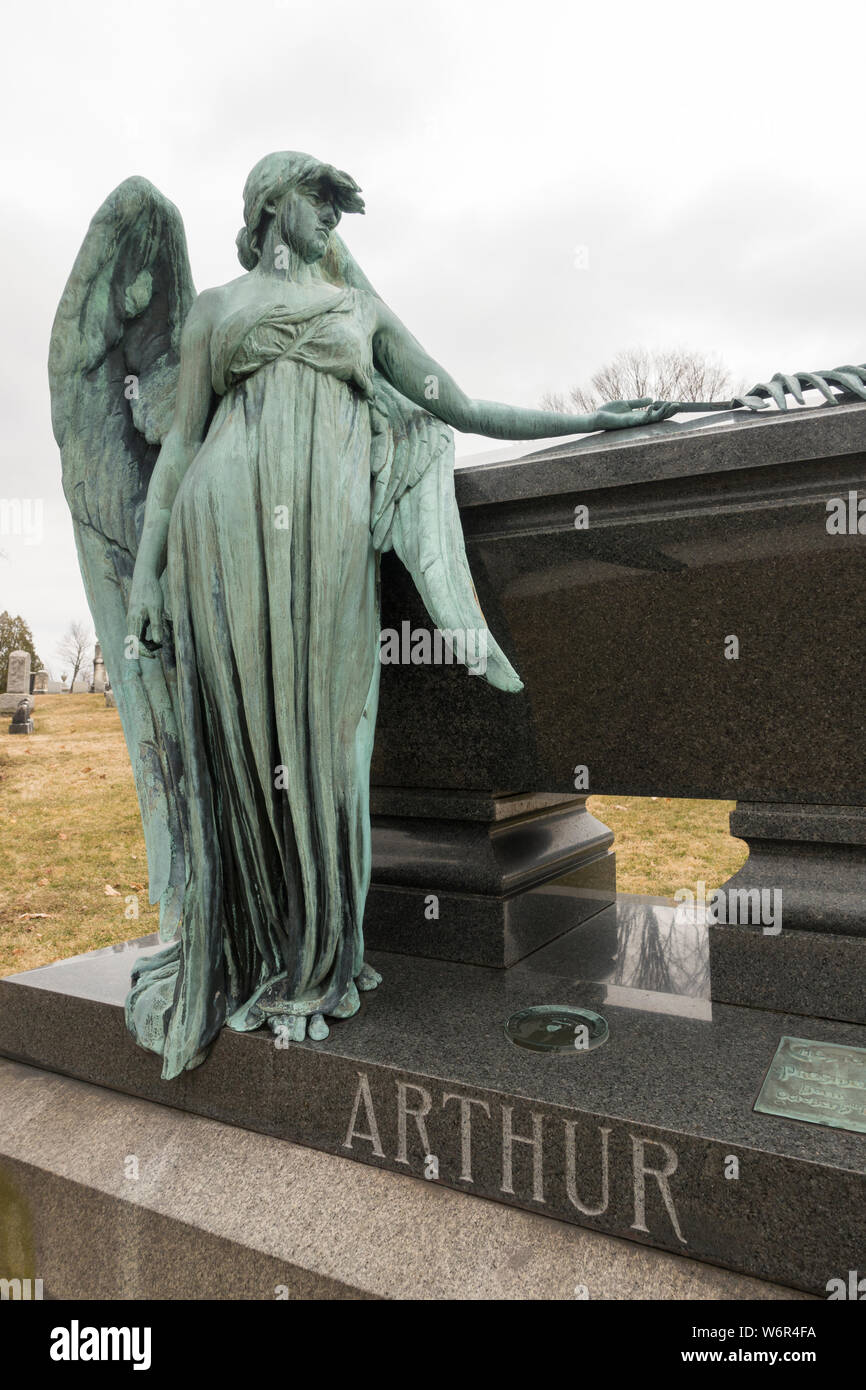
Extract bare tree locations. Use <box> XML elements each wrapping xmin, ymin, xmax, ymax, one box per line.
<box><xmin>542</xmin><ymin>347</ymin><xmax>738</xmax><ymax>413</ymax></box>
<box><xmin>57</xmin><ymin>620</ymin><xmax>94</xmax><ymax>693</ymax></box>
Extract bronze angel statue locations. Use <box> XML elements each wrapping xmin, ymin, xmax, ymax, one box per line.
<box><xmin>49</xmin><ymin>151</ymin><xmax>677</xmax><ymax>1079</ymax></box>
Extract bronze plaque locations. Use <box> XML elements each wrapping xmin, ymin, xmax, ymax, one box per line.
<box><xmin>755</xmin><ymin>1035</ymin><xmax>866</xmax><ymax>1133</ymax></box>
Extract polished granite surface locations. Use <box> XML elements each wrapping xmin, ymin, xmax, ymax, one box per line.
<box><xmin>6</xmin><ymin>893</ymin><xmax>864</xmax><ymax>1167</ymax></box>
<box><xmin>455</xmin><ymin>399</ymin><xmax>866</xmax><ymax>505</ymax></box>
<box><xmin>3</xmin><ymin>892</ymin><xmax>863</xmax><ymax>1296</ymax></box>
<box><xmin>374</xmin><ymin>399</ymin><xmax>866</xmax><ymax>802</ymax></box>
<box><xmin>7</xmin><ymin>892</ymin><xmax>709</xmax><ymax>1015</ymax></box>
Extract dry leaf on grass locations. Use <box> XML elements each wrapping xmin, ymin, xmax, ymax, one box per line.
<box><xmin>104</xmin><ymin>884</ymin><xmax>121</xmax><ymax>896</ymax></box>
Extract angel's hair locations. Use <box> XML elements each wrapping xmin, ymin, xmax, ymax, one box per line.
<box><xmin>236</xmin><ymin>151</ymin><xmax>365</xmax><ymax>270</ymax></box>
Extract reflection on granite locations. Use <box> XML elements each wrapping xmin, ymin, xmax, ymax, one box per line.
<box><xmin>7</xmin><ymin>934</ymin><xmax>161</xmax><ymax>1002</ymax></box>
<box><xmin>520</xmin><ymin>893</ymin><xmax>711</xmax><ymax>1020</ymax></box>
<box><xmin>10</xmin><ymin>894</ymin><xmax>710</xmax><ymax>1021</ymax></box>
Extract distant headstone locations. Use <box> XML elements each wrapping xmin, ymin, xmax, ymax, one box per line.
<box><xmin>1</xmin><ymin>650</ymin><xmax>32</xmax><ymax>714</ymax></box>
<box><xmin>7</xmin><ymin>650</ymin><xmax>30</xmax><ymax>691</ymax></box>
<box><xmin>104</xmin><ymin>688</ymin><xmax>116</xmax><ymax>709</ymax></box>
<box><xmin>8</xmin><ymin>696</ymin><xmax>34</xmax><ymax>735</ymax></box>
<box><xmin>92</xmin><ymin>642</ymin><xmax>107</xmax><ymax>693</ymax></box>
<box><xmin>32</xmin><ymin>670</ymin><xmax>49</xmax><ymax>694</ymax></box>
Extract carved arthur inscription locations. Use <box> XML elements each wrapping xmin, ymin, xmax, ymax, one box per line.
<box><xmin>343</xmin><ymin>1072</ymin><xmax>688</xmax><ymax>1246</ymax></box>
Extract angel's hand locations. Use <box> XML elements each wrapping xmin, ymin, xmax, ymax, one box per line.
<box><xmin>127</xmin><ymin>572</ymin><xmax>166</xmax><ymax>657</ymax></box>
<box><xmin>597</xmin><ymin>398</ymin><xmax>651</xmax><ymax>415</ymax></box>
<box><xmin>593</xmin><ymin>399</ymin><xmax>680</xmax><ymax>431</ymax></box>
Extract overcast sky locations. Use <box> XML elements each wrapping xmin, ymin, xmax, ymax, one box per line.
<box><xmin>3</xmin><ymin>0</ymin><xmax>866</xmax><ymax>670</ymax></box>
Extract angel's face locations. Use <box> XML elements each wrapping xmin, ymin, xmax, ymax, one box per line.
<box><xmin>275</xmin><ymin>185</ymin><xmax>341</xmax><ymax>263</ymax></box>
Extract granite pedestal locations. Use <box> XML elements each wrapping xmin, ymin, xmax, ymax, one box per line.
<box><xmin>365</xmin><ymin>790</ymin><xmax>615</xmax><ymax>965</ymax></box>
<box><xmin>1</xmin><ymin>897</ymin><xmax>862</xmax><ymax>1298</ymax></box>
<box><xmin>710</xmin><ymin>803</ymin><xmax>866</xmax><ymax>1023</ymax></box>
<box><xmin>368</xmin><ymin>402</ymin><xmax>866</xmax><ymax>1018</ymax></box>
<box><xmin>0</xmin><ymin>1058</ymin><xmax>809</xmax><ymax>1301</ymax></box>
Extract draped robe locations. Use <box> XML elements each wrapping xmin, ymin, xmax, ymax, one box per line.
<box><xmin>127</xmin><ymin>284</ymin><xmax>384</xmax><ymax>1077</ymax></box>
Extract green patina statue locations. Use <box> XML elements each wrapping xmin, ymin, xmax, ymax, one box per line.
<box><xmin>736</xmin><ymin>365</ymin><xmax>866</xmax><ymax>412</ymax></box>
<box><xmin>49</xmin><ymin>152</ymin><xmax>678</xmax><ymax>1079</ymax></box>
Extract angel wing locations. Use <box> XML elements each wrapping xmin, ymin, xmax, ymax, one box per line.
<box><xmin>368</xmin><ymin>380</ymin><xmax>522</xmax><ymax>692</ymax></box>
<box><xmin>326</xmin><ymin>239</ymin><xmax>521</xmax><ymax>692</ymax></box>
<box><xmin>49</xmin><ymin>177</ymin><xmax>195</xmax><ymax>939</ymax></box>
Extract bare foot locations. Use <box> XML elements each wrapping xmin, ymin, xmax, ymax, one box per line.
<box><xmin>262</xmin><ymin>968</ymin><xmax>381</xmax><ymax>1044</ymax></box>
<box><xmin>268</xmin><ymin>1012</ymin><xmax>329</xmax><ymax>1042</ymax></box>
<box><xmin>355</xmin><ymin>962</ymin><xmax>382</xmax><ymax>992</ymax></box>
<box><xmin>330</xmin><ymin>980</ymin><xmax>360</xmax><ymax>1019</ymax></box>
<box><xmin>268</xmin><ymin>1015</ymin><xmax>306</xmax><ymax>1042</ymax></box>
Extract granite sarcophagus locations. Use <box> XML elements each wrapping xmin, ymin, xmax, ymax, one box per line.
<box><xmin>368</xmin><ymin>401</ymin><xmax>866</xmax><ymax>1021</ymax></box>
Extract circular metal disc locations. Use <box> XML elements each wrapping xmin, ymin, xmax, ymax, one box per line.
<box><xmin>504</xmin><ymin>1004</ymin><xmax>609</xmax><ymax>1054</ymax></box>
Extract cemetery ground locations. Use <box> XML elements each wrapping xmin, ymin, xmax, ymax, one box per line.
<box><xmin>0</xmin><ymin>694</ymin><xmax>160</xmax><ymax>974</ymax></box>
<box><xmin>0</xmin><ymin>695</ymin><xmax>748</xmax><ymax>976</ymax></box>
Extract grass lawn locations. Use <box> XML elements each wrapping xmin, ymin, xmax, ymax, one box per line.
<box><xmin>0</xmin><ymin>695</ymin><xmax>748</xmax><ymax>976</ymax></box>
<box><xmin>586</xmin><ymin>794</ymin><xmax>748</xmax><ymax>898</ymax></box>
<box><xmin>0</xmin><ymin>695</ymin><xmax>159</xmax><ymax>975</ymax></box>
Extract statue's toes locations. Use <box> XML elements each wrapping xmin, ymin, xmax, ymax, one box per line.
<box><xmin>308</xmin><ymin>1012</ymin><xmax>330</xmax><ymax>1041</ymax></box>
<box><xmin>331</xmin><ymin>981</ymin><xmax>361</xmax><ymax>1019</ymax></box>
<box><xmin>356</xmin><ymin>962</ymin><xmax>382</xmax><ymax>992</ymax></box>
<box><xmin>269</xmin><ymin>1015</ymin><xmax>305</xmax><ymax>1043</ymax></box>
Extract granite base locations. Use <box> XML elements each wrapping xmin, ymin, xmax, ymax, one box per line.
<box><xmin>365</xmin><ymin>790</ymin><xmax>615</xmax><ymax>966</ymax></box>
<box><xmin>0</xmin><ymin>1059</ymin><xmax>810</xmax><ymax>1301</ymax></box>
<box><xmin>711</xmin><ymin>802</ymin><xmax>866</xmax><ymax>1023</ymax></box>
<box><xmin>0</xmin><ymin>895</ymin><xmax>862</xmax><ymax>1297</ymax></box>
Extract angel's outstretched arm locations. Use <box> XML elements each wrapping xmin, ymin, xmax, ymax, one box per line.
<box><xmin>372</xmin><ymin>301</ymin><xmax>676</xmax><ymax>440</ymax></box>
<box><xmin>129</xmin><ymin>299</ymin><xmax>214</xmax><ymax>647</ymax></box>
